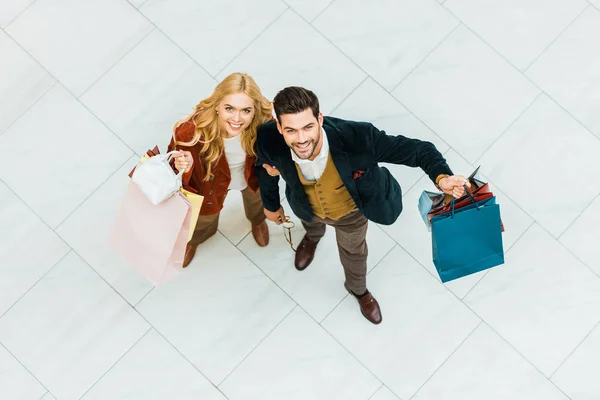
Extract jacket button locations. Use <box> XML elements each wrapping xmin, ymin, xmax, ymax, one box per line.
<box><xmin>206</xmin><ymin>201</ymin><xmax>213</xmax><ymax>205</ymax></box>
<box><xmin>209</xmin><ymin>176</ymin><xmax>214</xmax><ymax>182</ymax></box>
<box><xmin>209</xmin><ymin>190</ymin><xmax>213</xmax><ymax>195</ymax></box>
<box><xmin>316</xmin><ymin>184</ymin><xmax>321</xmax><ymax>187</ymax></box>
<box><xmin>319</xmin><ymin>197</ymin><xmax>324</xmax><ymax>200</ymax></box>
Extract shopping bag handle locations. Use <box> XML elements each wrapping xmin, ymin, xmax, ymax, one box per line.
<box><xmin>164</xmin><ymin>150</ymin><xmax>185</xmax><ymax>177</ymax></box>
<box><xmin>450</xmin><ymin>185</ymin><xmax>480</xmax><ymax>218</ymax></box>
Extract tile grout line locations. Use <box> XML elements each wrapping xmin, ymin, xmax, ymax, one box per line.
<box><xmin>38</xmin><ymin>391</ymin><xmax>50</xmax><ymax>400</ymax></box>
<box><xmin>470</xmin><ymin>175</ymin><xmax>600</xmax><ymax>283</ymax></box>
<box><xmin>213</xmin><ymin>5</ymin><xmax>290</xmax><ymax>79</ymax></box>
<box><xmin>3</xmin><ymin>3</ymin><xmax>597</xmax><ymax>399</ymax></box>
<box><xmin>476</xmin><ymin>167</ymin><xmax>600</xmax><ymax>283</ymax></box>
<box><xmin>132</xmin><ymin>286</ymin><xmax>155</xmax><ymax>309</ymax></box>
<box><xmin>1</xmin><ymin>167</ymin><xmax>159</xmax><ymax>317</ymax></box>
<box><xmin>438</xmin><ymin>3</ymin><xmax>543</xmax><ymax>75</ymax></box>
<box><xmin>121</xmin><ymin>0</ymin><xmax>217</xmax><ymax>82</ymax></box>
<box><xmin>364</xmin><ymin>75</ymin><xmax>452</xmax><ymax>152</ymax></box>
<box><xmin>127</xmin><ymin>0</ymin><xmax>148</xmax><ymax>10</ymax></box>
<box><xmin>457</xmin><ymin>305</ymin><xmax>575</xmax><ymax>400</ymax></box>
<box><xmin>439</xmin><ymin>221</ymin><xmax>589</xmax><ymax>398</ymax></box>
<box><xmin>459</xmin><ymin>220</ymin><xmax>536</xmax><ymax>301</ymax></box>
<box><xmin>304</xmin><ymin>307</ymin><xmax>385</xmax><ymax>391</ymax></box>
<box><xmin>0</xmin><ymin>81</ymin><xmax>57</xmax><ymax>138</ymax></box>
<box><xmin>233</xmin><ymin>237</ymin><xmax>384</xmax><ymax>389</ymax></box>
<box><xmin>126</xmin><ymin>313</ymin><xmax>232</xmax><ymax>400</ymax></box>
<box><xmin>53</xmin><ymin>155</ymin><xmax>134</xmax><ymax>231</ymax></box>
<box><xmin>57</xmin><ymin>242</ymin><xmax>153</xmax><ymax>309</ymax></box>
<box><xmin>522</xmin><ymin>4</ymin><xmax>592</xmax><ymax>73</ymax></box>
<box><xmin>549</xmin><ymin>319</ymin><xmax>600</xmax><ymax>380</ymax></box>
<box><xmin>319</xmin><ymin>242</ymin><xmax>397</xmax><ymax>324</ymax></box>
<box><xmin>77</xmin><ymin>26</ymin><xmax>157</xmax><ymax>99</ymax></box>
<box><xmin>389</xmin><ymin>21</ymin><xmax>462</xmax><ymax>94</ymax></box>
<box><xmin>2</xmin><ymin>0</ymin><xmax>39</xmax><ymax>30</ymax></box>
<box><xmin>307</xmin><ymin>0</ymin><xmax>337</xmax><ymax>23</ymax></box>
<box><xmin>77</xmin><ymin>326</ymin><xmax>153</xmax><ymax>399</ymax></box>
<box><xmin>216</xmin><ymin>305</ymin><xmax>298</xmax><ymax>388</ymax></box>
<box><xmin>328</xmin><ymin>75</ymin><xmax>370</xmax><ymax>115</ymax></box>
<box><xmin>0</xmin><ymin>247</ymin><xmax>71</xmax><ymax>322</ymax></box>
<box><xmin>285</xmin><ymin>6</ymin><xmax>372</xmax><ymax>80</ymax></box>
<box><xmin>1</xmin><ymin>30</ymin><xmax>140</xmax><ymax>156</ymax></box>
<box><xmin>381</xmin><ymin>211</ymin><xmax>530</xmax><ymax>305</ymax></box>
<box><xmin>440</xmin><ymin>4</ymin><xmax>600</xmax><ymax>144</ymax></box>
<box><xmin>367</xmin><ymin>383</ymin><xmax>385</xmax><ymax>400</ymax></box>
<box><xmin>556</xmin><ymin>190</ymin><xmax>600</xmax><ymax>241</ymax></box>
<box><xmin>472</xmin><ymin>91</ymin><xmax>544</xmax><ymax>165</ymax></box>
<box><xmin>407</xmin><ymin>320</ymin><xmax>484</xmax><ymax>400</ymax></box>
<box><xmin>0</xmin><ymin>334</ymin><xmax>52</xmax><ymax>396</ymax></box>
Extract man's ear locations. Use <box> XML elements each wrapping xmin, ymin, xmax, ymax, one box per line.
<box><xmin>276</xmin><ymin>120</ymin><xmax>283</xmax><ymax>135</ymax></box>
<box><xmin>318</xmin><ymin>112</ymin><xmax>324</xmax><ymax>127</ymax></box>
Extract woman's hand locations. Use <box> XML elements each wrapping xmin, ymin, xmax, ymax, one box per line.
<box><xmin>174</xmin><ymin>150</ymin><xmax>193</xmax><ymax>173</ymax></box>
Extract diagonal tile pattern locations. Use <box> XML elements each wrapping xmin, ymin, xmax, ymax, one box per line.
<box><xmin>2</xmin><ymin>0</ymin><xmax>600</xmax><ymax>398</ymax></box>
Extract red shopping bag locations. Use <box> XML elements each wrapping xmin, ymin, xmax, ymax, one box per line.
<box><xmin>428</xmin><ymin>183</ymin><xmax>504</xmax><ymax>232</ymax></box>
<box><xmin>428</xmin><ymin>182</ymin><xmax>493</xmax><ymax>219</ymax></box>
<box><xmin>109</xmin><ymin>181</ymin><xmax>192</xmax><ymax>286</ymax></box>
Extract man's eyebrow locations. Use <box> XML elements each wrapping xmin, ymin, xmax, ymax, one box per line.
<box><xmin>284</xmin><ymin>123</ymin><xmax>313</xmax><ymax>130</ymax></box>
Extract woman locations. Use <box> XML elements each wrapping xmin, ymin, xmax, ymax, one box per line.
<box><xmin>169</xmin><ymin>73</ymin><xmax>274</xmax><ymax>267</ymax></box>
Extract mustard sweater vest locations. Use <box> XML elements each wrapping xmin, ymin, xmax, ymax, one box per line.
<box><xmin>295</xmin><ymin>152</ymin><xmax>356</xmax><ymax>220</ymax></box>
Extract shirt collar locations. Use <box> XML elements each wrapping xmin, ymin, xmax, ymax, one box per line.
<box><xmin>291</xmin><ymin>126</ymin><xmax>329</xmax><ymax>165</ymax></box>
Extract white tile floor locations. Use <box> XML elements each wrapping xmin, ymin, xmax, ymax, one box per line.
<box><xmin>1</xmin><ymin>1</ymin><xmax>600</xmax><ymax>399</ymax></box>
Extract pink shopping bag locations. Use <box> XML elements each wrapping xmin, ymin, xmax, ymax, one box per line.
<box><xmin>110</xmin><ymin>181</ymin><xmax>191</xmax><ymax>286</ymax></box>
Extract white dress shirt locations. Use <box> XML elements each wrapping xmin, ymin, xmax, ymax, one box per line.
<box><xmin>291</xmin><ymin>127</ymin><xmax>329</xmax><ymax>181</ymax></box>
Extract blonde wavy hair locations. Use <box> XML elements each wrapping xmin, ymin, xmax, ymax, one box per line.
<box><xmin>173</xmin><ymin>73</ymin><xmax>273</xmax><ymax>180</ymax></box>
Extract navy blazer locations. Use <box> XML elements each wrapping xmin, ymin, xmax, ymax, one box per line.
<box><xmin>255</xmin><ymin>116</ymin><xmax>453</xmax><ymax>225</ymax></box>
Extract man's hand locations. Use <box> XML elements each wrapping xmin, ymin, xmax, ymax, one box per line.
<box><xmin>262</xmin><ymin>164</ymin><xmax>280</xmax><ymax>177</ymax></box>
<box><xmin>264</xmin><ymin>206</ymin><xmax>286</xmax><ymax>225</ymax></box>
<box><xmin>439</xmin><ymin>175</ymin><xmax>471</xmax><ymax>199</ymax></box>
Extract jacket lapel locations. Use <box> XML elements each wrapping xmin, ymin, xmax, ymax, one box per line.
<box><xmin>276</xmin><ymin>150</ymin><xmax>302</xmax><ymax>188</ymax></box>
<box><xmin>326</xmin><ymin>126</ymin><xmax>359</xmax><ymax>200</ymax></box>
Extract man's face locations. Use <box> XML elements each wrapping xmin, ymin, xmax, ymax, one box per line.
<box><xmin>277</xmin><ymin>108</ymin><xmax>323</xmax><ymax>160</ymax></box>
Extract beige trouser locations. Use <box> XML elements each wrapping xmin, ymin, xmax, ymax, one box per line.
<box><xmin>301</xmin><ymin>208</ymin><xmax>369</xmax><ymax>295</ymax></box>
<box><xmin>189</xmin><ymin>187</ymin><xmax>266</xmax><ymax>246</ymax></box>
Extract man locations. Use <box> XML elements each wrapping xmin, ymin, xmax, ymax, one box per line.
<box><xmin>255</xmin><ymin>86</ymin><xmax>468</xmax><ymax>324</ymax></box>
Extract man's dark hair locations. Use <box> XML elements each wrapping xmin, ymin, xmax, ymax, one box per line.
<box><xmin>272</xmin><ymin>86</ymin><xmax>320</xmax><ymax>123</ymax></box>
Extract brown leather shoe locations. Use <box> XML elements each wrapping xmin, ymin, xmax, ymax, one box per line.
<box><xmin>344</xmin><ymin>282</ymin><xmax>382</xmax><ymax>325</ymax></box>
<box><xmin>183</xmin><ymin>243</ymin><xmax>197</xmax><ymax>268</ymax></box>
<box><xmin>294</xmin><ymin>235</ymin><xmax>318</xmax><ymax>271</ymax></box>
<box><xmin>251</xmin><ymin>220</ymin><xmax>269</xmax><ymax>247</ymax></box>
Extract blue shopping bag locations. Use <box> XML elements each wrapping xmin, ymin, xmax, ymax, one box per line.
<box><xmin>431</xmin><ymin>189</ymin><xmax>504</xmax><ymax>282</ymax></box>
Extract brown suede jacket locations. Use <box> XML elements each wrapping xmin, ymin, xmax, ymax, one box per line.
<box><xmin>168</xmin><ymin>121</ymin><xmax>259</xmax><ymax>216</ymax></box>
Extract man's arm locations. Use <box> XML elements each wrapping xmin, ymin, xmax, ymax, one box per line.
<box><xmin>255</xmin><ymin>163</ymin><xmax>281</xmax><ymax>212</ymax></box>
<box><xmin>367</xmin><ymin>123</ymin><xmax>453</xmax><ymax>183</ymax></box>
<box><xmin>254</xmin><ymin>128</ymin><xmax>282</xmax><ymax>213</ymax></box>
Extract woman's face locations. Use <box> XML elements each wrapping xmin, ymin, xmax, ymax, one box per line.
<box><xmin>216</xmin><ymin>92</ymin><xmax>256</xmax><ymax>137</ymax></box>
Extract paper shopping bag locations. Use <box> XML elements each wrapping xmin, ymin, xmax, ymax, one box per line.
<box><xmin>110</xmin><ymin>181</ymin><xmax>191</xmax><ymax>286</ymax></box>
<box><xmin>431</xmin><ymin>194</ymin><xmax>504</xmax><ymax>282</ymax></box>
<box><xmin>180</xmin><ymin>188</ymin><xmax>203</xmax><ymax>241</ymax></box>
